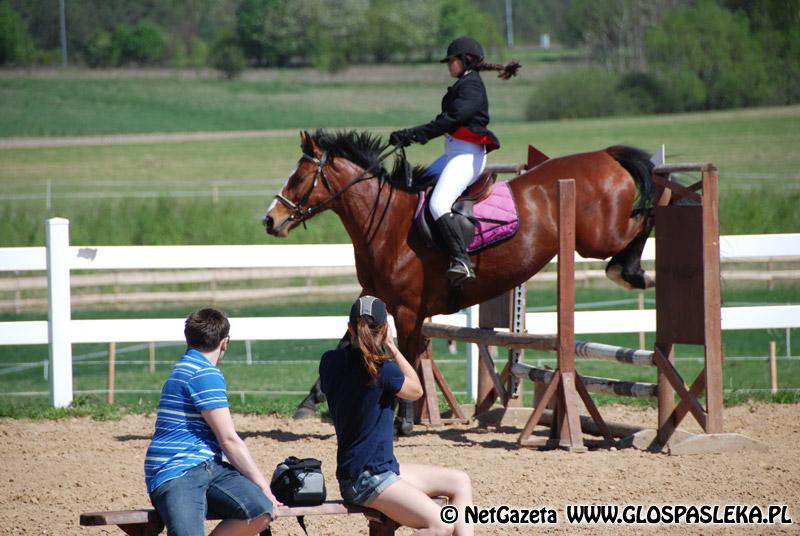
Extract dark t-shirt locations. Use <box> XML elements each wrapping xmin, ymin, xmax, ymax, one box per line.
<box><xmin>319</xmin><ymin>347</ymin><xmax>405</xmax><ymax>482</ymax></box>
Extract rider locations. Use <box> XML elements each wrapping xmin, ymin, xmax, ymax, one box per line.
<box><xmin>389</xmin><ymin>36</ymin><xmax>519</xmax><ymax>284</ymax></box>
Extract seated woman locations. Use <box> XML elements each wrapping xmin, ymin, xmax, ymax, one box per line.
<box><xmin>319</xmin><ymin>296</ymin><xmax>474</xmax><ymax>536</ymax></box>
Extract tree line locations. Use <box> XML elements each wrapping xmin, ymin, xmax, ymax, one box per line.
<box><xmin>1</xmin><ymin>0</ymin><xmax>797</xmax><ymax>117</ymax></box>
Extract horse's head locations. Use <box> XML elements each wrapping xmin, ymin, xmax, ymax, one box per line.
<box><xmin>263</xmin><ymin>131</ymin><xmax>341</xmax><ymax>237</ymax></box>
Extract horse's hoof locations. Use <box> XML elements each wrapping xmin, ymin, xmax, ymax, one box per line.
<box><xmin>605</xmin><ymin>265</ymin><xmax>634</xmax><ymax>290</ymax></box>
<box><xmin>293</xmin><ymin>406</ymin><xmax>317</xmax><ymax>420</ymax></box>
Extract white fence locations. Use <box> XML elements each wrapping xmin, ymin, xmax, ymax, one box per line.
<box><xmin>1</xmin><ymin>218</ymin><xmax>799</xmax><ymax>407</ymax></box>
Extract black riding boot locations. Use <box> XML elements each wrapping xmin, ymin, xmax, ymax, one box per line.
<box><xmin>435</xmin><ymin>213</ymin><xmax>475</xmax><ymax>284</ymax></box>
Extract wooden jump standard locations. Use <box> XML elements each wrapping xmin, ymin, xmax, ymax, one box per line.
<box><xmin>420</xmin><ymin>165</ymin><xmax>764</xmax><ymax>455</ymax></box>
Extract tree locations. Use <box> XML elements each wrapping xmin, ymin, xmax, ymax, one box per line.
<box><xmin>438</xmin><ymin>0</ymin><xmax>503</xmax><ymax>52</ymax></box>
<box><xmin>566</xmin><ymin>0</ymin><xmax>689</xmax><ymax>72</ymax></box>
<box><xmin>722</xmin><ymin>0</ymin><xmax>800</xmax><ymax>104</ymax></box>
<box><xmin>646</xmin><ymin>1</ymin><xmax>771</xmax><ymax>108</ymax></box>
<box><xmin>0</xmin><ymin>0</ymin><xmax>34</xmax><ymax>66</ymax></box>
<box><xmin>236</xmin><ymin>0</ymin><xmax>297</xmax><ymax>66</ymax></box>
<box><xmin>111</xmin><ymin>21</ymin><xmax>167</xmax><ymax>65</ymax></box>
<box><xmin>361</xmin><ymin>0</ymin><xmax>438</xmax><ymax>62</ymax></box>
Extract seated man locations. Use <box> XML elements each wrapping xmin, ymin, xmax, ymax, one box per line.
<box><xmin>144</xmin><ymin>308</ymin><xmax>279</xmax><ymax>536</ymax></box>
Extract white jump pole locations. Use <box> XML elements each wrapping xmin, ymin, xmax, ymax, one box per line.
<box><xmin>46</xmin><ymin>217</ymin><xmax>73</xmax><ymax>408</ymax></box>
<box><xmin>465</xmin><ymin>304</ymin><xmax>479</xmax><ymax>402</ymax></box>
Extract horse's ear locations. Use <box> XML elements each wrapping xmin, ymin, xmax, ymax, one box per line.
<box><xmin>299</xmin><ymin>130</ymin><xmax>321</xmax><ymax>156</ymax></box>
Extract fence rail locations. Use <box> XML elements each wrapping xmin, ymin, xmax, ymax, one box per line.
<box><xmin>0</xmin><ymin>220</ymin><xmax>798</xmax><ymax>407</ymax></box>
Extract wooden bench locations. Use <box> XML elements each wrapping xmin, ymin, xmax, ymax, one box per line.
<box><xmin>81</xmin><ymin>498</ymin><xmax>447</xmax><ymax>536</ymax></box>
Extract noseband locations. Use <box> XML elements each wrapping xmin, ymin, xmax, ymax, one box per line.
<box><xmin>272</xmin><ymin>145</ymin><xmax>405</xmax><ymax>227</ymax></box>
<box><xmin>273</xmin><ymin>151</ymin><xmax>335</xmax><ymax>225</ymax></box>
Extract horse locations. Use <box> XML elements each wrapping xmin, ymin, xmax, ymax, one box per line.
<box><xmin>263</xmin><ymin>130</ymin><xmax>657</xmax><ymax>434</ymax></box>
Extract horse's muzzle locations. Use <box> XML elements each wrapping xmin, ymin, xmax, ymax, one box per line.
<box><xmin>263</xmin><ymin>214</ymin><xmax>290</xmax><ymax>237</ymax></box>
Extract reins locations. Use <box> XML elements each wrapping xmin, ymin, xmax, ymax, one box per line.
<box><xmin>273</xmin><ymin>143</ymin><xmax>408</xmax><ymax>228</ymax></box>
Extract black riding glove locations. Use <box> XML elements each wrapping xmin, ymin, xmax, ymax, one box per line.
<box><xmin>389</xmin><ymin>129</ymin><xmax>413</xmax><ymax>147</ymax></box>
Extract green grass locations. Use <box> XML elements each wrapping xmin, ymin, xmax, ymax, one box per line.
<box><xmin>1</xmin><ymin>106</ymin><xmax>799</xmax><ymax>246</ymax></box>
<box><xmin>0</xmin><ymin>77</ymin><xmax>536</xmax><ymax>137</ymax></box>
<box><xmin>1</xmin><ymin>285</ymin><xmax>797</xmax><ymax>419</ymax></box>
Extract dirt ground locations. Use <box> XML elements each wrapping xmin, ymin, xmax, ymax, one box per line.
<box><xmin>1</xmin><ymin>403</ymin><xmax>799</xmax><ymax>535</ymax></box>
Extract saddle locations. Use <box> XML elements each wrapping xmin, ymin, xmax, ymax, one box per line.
<box><xmin>415</xmin><ymin>171</ymin><xmax>520</xmax><ymax>253</ymax></box>
<box><xmin>460</xmin><ymin>170</ymin><xmax>497</xmax><ymax>204</ymax></box>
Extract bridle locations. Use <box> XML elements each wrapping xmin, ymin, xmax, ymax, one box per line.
<box><xmin>272</xmin><ymin>144</ymin><xmax>408</xmax><ymax>229</ymax></box>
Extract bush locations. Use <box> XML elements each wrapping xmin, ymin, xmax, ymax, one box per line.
<box><xmin>171</xmin><ymin>37</ymin><xmax>208</xmax><ymax>69</ymax></box>
<box><xmin>31</xmin><ymin>48</ymin><xmax>61</xmax><ymax>66</ymax></box>
<box><xmin>0</xmin><ymin>0</ymin><xmax>34</xmax><ymax>66</ymax></box>
<box><xmin>208</xmin><ymin>31</ymin><xmax>247</xmax><ymax>80</ymax></box>
<box><xmin>616</xmin><ymin>70</ymin><xmax>706</xmax><ymax>114</ymax></box>
<box><xmin>525</xmin><ymin>67</ymin><xmax>639</xmax><ymax>121</ymax></box>
<box><xmin>111</xmin><ymin>22</ymin><xmax>167</xmax><ymax>66</ymax></box>
<box><xmin>86</xmin><ymin>31</ymin><xmax>113</xmax><ymax>67</ymax></box>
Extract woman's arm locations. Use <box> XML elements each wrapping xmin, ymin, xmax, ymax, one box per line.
<box><xmin>383</xmin><ymin>334</ymin><xmax>423</xmax><ymax>400</ymax></box>
<box><xmin>391</xmin><ymin>76</ymin><xmax>484</xmax><ymax>146</ymax></box>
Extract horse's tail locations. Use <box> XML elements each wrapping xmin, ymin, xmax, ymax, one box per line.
<box><xmin>605</xmin><ymin>145</ymin><xmax>655</xmax><ymax>216</ymax></box>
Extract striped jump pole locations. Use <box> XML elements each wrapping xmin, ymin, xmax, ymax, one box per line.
<box><xmin>511</xmin><ymin>362</ymin><xmax>658</xmax><ymax>400</ymax></box>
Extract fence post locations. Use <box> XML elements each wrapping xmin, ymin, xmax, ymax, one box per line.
<box><xmin>465</xmin><ymin>304</ymin><xmax>479</xmax><ymax>402</ymax></box>
<box><xmin>46</xmin><ymin>217</ymin><xmax>73</xmax><ymax>408</ymax></box>
<box><xmin>108</xmin><ymin>342</ymin><xmax>116</xmax><ymax>404</ymax></box>
<box><xmin>769</xmin><ymin>341</ymin><xmax>778</xmax><ymax>395</ymax></box>
<box><xmin>149</xmin><ymin>342</ymin><xmax>156</xmax><ymax>373</ymax></box>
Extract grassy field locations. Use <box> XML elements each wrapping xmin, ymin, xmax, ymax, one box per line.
<box><xmin>1</xmin><ymin>284</ymin><xmax>798</xmax><ymax>418</ymax></box>
<box><xmin>1</xmin><ymin>106</ymin><xmax>799</xmax><ymax>246</ymax></box>
<box><xmin>0</xmin><ymin>75</ymin><xmax>541</xmax><ymax>138</ymax></box>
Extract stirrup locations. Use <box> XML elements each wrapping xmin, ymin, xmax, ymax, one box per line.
<box><xmin>447</xmin><ymin>258</ymin><xmax>475</xmax><ymax>284</ymax></box>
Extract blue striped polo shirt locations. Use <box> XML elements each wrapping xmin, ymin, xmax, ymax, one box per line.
<box><xmin>144</xmin><ymin>348</ymin><xmax>229</xmax><ymax>493</ymax></box>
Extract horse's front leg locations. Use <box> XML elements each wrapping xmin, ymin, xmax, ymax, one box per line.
<box><xmin>393</xmin><ymin>307</ymin><xmax>425</xmax><ymax>436</ymax></box>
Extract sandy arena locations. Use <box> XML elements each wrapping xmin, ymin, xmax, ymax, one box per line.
<box><xmin>1</xmin><ymin>403</ymin><xmax>798</xmax><ymax>535</ymax></box>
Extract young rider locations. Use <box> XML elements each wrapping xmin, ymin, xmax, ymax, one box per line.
<box><xmin>389</xmin><ymin>36</ymin><xmax>519</xmax><ymax>284</ymax></box>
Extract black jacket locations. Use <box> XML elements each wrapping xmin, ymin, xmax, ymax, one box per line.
<box><xmin>409</xmin><ymin>70</ymin><xmax>500</xmax><ymax>150</ymax></box>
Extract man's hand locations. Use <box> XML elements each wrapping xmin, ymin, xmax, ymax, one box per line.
<box><xmin>262</xmin><ymin>486</ymin><xmax>283</xmax><ymax>512</ymax></box>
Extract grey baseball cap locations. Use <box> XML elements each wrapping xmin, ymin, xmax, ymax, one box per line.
<box><xmin>349</xmin><ymin>295</ymin><xmax>388</xmax><ymax>327</ymax></box>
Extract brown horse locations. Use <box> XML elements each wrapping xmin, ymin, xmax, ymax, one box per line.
<box><xmin>263</xmin><ymin>130</ymin><xmax>656</xmax><ymax>433</ymax></box>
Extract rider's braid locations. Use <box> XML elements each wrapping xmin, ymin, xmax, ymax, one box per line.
<box><xmin>473</xmin><ymin>59</ymin><xmax>521</xmax><ymax>80</ymax></box>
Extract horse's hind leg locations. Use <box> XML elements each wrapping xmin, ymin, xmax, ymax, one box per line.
<box><xmin>605</xmin><ymin>214</ymin><xmax>655</xmax><ymax>290</ymax></box>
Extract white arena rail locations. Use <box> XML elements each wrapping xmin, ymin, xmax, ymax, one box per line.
<box><xmin>0</xmin><ymin>218</ymin><xmax>799</xmax><ymax>407</ymax></box>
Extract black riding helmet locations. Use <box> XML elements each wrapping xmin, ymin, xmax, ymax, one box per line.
<box><xmin>439</xmin><ymin>36</ymin><xmax>484</xmax><ymax>63</ymax></box>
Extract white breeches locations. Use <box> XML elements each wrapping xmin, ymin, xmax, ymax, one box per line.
<box><xmin>426</xmin><ymin>136</ymin><xmax>487</xmax><ymax>220</ymax></box>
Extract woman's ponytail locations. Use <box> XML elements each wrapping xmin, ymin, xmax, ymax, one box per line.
<box><xmin>474</xmin><ymin>59</ymin><xmax>521</xmax><ymax>80</ymax></box>
<box><xmin>353</xmin><ymin>318</ymin><xmax>389</xmax><ymax>383</ymax></box>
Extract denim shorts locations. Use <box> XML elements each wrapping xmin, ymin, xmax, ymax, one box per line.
<box><xmin>150</xmin><ymin>459</ymin><xmax>272</xmax><ymax>536</ymax></box>
<box><xmin>339</xmin><ymin>469</ymin><xmax>400</xmax><ymax>507</ymax></box>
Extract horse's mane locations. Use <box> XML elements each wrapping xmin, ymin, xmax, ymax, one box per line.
<box><xmin>303</xmin><ymin>129</ymin><xmax>437</xmax><ymax>192</ymax></box>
